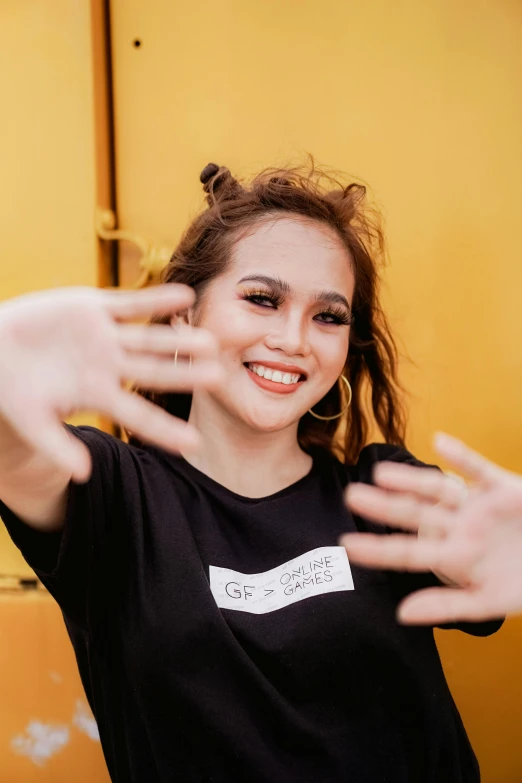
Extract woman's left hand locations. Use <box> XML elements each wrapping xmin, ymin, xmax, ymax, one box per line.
<box><xmin>341</xmin><ymin>433</ymin><xmax>522</xmax><ymax>624</ymax></box>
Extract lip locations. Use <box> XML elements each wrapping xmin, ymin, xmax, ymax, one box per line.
<box><xmin>244</xmin><ymin>360</ymin><xmax>307</xmax><ymax>379</ymax></box>
<box><xmin>244</xmin><ymin>364</ymin><xmax>303</xmax><ymax>395</ymax></box>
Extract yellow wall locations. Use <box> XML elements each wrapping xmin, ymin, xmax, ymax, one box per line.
<box><xmin>0</xmin><ymin>1</ymin><xmax>100</xmax><ymax>299</ymax></box>
<box><xmin>0</xmin><ymin>0</ymin><xmax>111</xmax><ymax>578</ymax></box>
<box><xmin>0</xmin><ymin>2</ymin><xmax>110</xmax><ymax>779</ymax></box>
<box><xmin>109</xmin><ymin>0</ymin><xmax>522</xmax><ymax>474</ymax></box>
<box><xmin>0</xmin><ymin>592</ymin><xmax>110</xmax><ymax>782</ymax></box>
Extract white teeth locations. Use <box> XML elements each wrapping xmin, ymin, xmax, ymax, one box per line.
<box><xmin>248</xmin><ymin>364</ymin><xmax>302</xmax><ymax>385</ymax></box>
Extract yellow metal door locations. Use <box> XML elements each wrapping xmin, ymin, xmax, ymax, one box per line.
<box><xmin>0</xmin><ymin>1</ymin><xmax>111</xmax><ymax>779</ymax></box>
<box><xmin>108</xmin><ymin>1</ymin><xmax>522</xmax><ymax>780</ymax></box>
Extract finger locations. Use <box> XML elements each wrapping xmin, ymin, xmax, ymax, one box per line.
<box><xmin>340</xmin><ymin>532</ymin><xmax>448</xmax><ymax>572</ymax></box>
<box><xmin>373</xmin><ymin>463</ymin><xmax>466</xmax><ymax>509</ymax></box>
<box><xmin>118</xmin><ymin>324</ymin><xmax>218</xmax><ymax>358</ymax></box>
<box><xmin>120</xmin><ymin>355</ymin><xmax>224</xmax><ymax>392</ymax></box>
<box><xmin>398</xmin><ymin>586</ymin><xmax>502</xmax><ymax>625</ymax></box>
<box><xmin>434</xmin><ymin>433</ymin><xmax>504</xmax><ymax>486</ymax></box>
<box><xmin>345</xmin><ymin>482</ymin><xmax>448</xmax><ymax>533</ymax></box>
<box><xmin>65</xmin><ymin>430</ymin><xmax>94</xmax><ymax>483</ymax></box>
<box><xmin>100</xmin><ymin>389</ymin><xmax>201</xmax><ymax>453</ymax></box>
<box><xmin>104</xmin><ymin>284</ymin><xmax>195</xmax><ymax>321</ymax></box>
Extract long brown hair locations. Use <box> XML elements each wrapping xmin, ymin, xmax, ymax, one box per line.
<box><xmin>134</xmin><ymin>160</ymin><xmax>407</xmax><ymax>464</ymax></box>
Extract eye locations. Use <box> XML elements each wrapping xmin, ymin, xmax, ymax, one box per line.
<box><xmin>314</xmin><ymin>308</ymin><xmax>352</xmax><ymax>326</ymax></box>
<box><xmin>242</xmin><ymin>291</ymin><xmax>282</xmax><ymax>309</ymax></box>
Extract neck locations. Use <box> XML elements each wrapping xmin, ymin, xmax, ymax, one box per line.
<box><xmin>183</xmin><ymin>394</ymin><xmax>313</xmax><ymax>497</ymax></box>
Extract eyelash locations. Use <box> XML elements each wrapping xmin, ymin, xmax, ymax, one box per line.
<box><xmin>242</xmin><ymin>290</ymin><xmax>353</xmax><ymax>326</ymax></box>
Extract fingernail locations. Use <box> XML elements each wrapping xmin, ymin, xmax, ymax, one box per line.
<box><xmin>434</xmin><ymin>432</ymin><xmax>451</xmax><ymax>453</ymax></box>
<box><xmin>396</xmin><ymin>606</ymin><xmax>414</xmax><ymax>624</ymax></box>
<box><xmin>434</xmin><ymin>431</ymin><xmax>457</xmax><ymax>448</ymax></box>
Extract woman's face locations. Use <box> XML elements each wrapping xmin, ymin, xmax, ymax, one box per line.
<box><xmin>192</xmin><ymin>216</ymin><xmax>355</xmax><ymax>433</ymax></box>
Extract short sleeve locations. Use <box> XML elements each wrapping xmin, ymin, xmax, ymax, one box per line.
<box><xmin>0</xmin><ymin>425</ymin><xmax>130</xmax><ymax>628</ymax></box>
<box><xmin>352</xmin><ymin>443</ymin><xmax>504</xmax><ymax>638</ymax></box>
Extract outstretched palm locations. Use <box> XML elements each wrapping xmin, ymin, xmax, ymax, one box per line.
<box><xmin>342</xmin><ymin>434</ymin><xmax>522</xmax><ymax>623</ymax></box>
<box><xmin>0</xmin><ymin>285</ymin><xmax>223</xmax><ymax>482</ymax></box>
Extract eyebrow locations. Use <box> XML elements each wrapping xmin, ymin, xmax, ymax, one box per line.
<box><xmin>237</xmin><ymin>274</ymin><xmax>351</xmax><ymax>312</ymax></box>
<box><xmin>311</xmin><ymin>290</ymin><xmax>351</xmax><ymax>311</ymax></box>
<box><xmin>237</xmin><ymin>275</ymin><xmax>290</xmax><ymax>295</ymax></box>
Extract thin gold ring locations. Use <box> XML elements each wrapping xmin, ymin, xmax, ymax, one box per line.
<box><xmin>174</xmin><ymin>349</ymin><xmax>192</xmax><ymax>368</ymax></box>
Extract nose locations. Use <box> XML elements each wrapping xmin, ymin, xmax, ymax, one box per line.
<box><xmin>264</xmin><ymin>312</ymin><xmax>311</xmax><ymax>358</ymax></box>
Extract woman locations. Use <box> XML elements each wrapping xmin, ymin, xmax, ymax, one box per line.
<box><xmin>0</xmin><ymin>163</ymin><xmax>502</xmax><ymax>782</ymax></box>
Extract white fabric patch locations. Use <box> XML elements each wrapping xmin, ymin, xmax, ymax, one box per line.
<box><xmin>209</xmin><ymin>546</ymin><xmax>354</xmax><ymax>614</ymax></box>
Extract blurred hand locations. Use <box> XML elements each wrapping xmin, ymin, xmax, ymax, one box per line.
<box><xmin>0</xmin><ymin>285</ymin><xmax>223</xmax><ymax>482</ymax></box>
<box><xmin>342</xmin><ymin>434</ymin><xmax>522</xmax><ymax>624</ymax></box>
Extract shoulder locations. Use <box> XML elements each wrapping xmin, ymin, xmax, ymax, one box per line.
<box><xmin>66</xmin><ymin>425</ymin><xmax>166</xmax><ymax>479</ymax></box>
<box><xmin>346</xmin><ymin>443</ymin><xmax>438</xmax><ymax>486</ymax></box>
<box><xmin>66</xmin><ymin>425</ymin><xmax>131</xmax><ymax>467</ymax></box>
<box><xmin>67</xmin><ymin>424</ymin><xmax>121</xmax><ymax>450</ymax></box>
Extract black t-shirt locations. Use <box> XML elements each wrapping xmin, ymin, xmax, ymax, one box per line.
<box><xmin>0</xmin><ymin>427</ymin><xmax>502</xmax><ymax>783</ymax></box>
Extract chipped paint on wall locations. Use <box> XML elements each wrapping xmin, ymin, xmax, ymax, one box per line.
<box><xmin>73</xmin><ymin>699</ymin><xmax>100</xmax><ymax>741</ymax></box>
<box><xmin>11</xmin><ymin>720</ymin><xmax>69</xmax><ymax>766</ymax></box>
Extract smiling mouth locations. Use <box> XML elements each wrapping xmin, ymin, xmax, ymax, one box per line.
<box><xmin>243</xmin><ymin>362</ymin><xmax>306</xmax><ymax>393</ymax></box>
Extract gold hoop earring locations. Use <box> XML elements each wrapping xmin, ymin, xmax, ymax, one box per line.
<box><xmin>308</xmin><ymin>375</ymin><xmax>352</xmax><ymax>421</ymax></box>
<box><xmin>174</xmin><ymin>349</ymin><xmax>192</xmax><ymax>367</ymax></box>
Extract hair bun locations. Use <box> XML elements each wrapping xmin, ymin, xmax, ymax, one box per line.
<box><xmin>200</xmin><ymin>163</ymin><xmax>220</xmax><ymax>185</ymax></box>
<box><xmin>199</xmin><ymin>163</ymin><xmax>244</xmax><ymax>206</ymax></box>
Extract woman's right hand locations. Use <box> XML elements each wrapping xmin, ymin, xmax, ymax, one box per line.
<box><xmin>0</xmin><ymin>285</ymin><xmax>223</xmax><ymax>482</ymax></box>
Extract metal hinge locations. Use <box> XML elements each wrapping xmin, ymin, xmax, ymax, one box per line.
<box><xmin>96</xmin><ymin>207</ymin><xmax>172</xmax><ymax>288</ymax></box>
<box><xmin>0</xmin><ymin>574</ymin><xmax>46</xmax><ymax>593</ymax></box>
